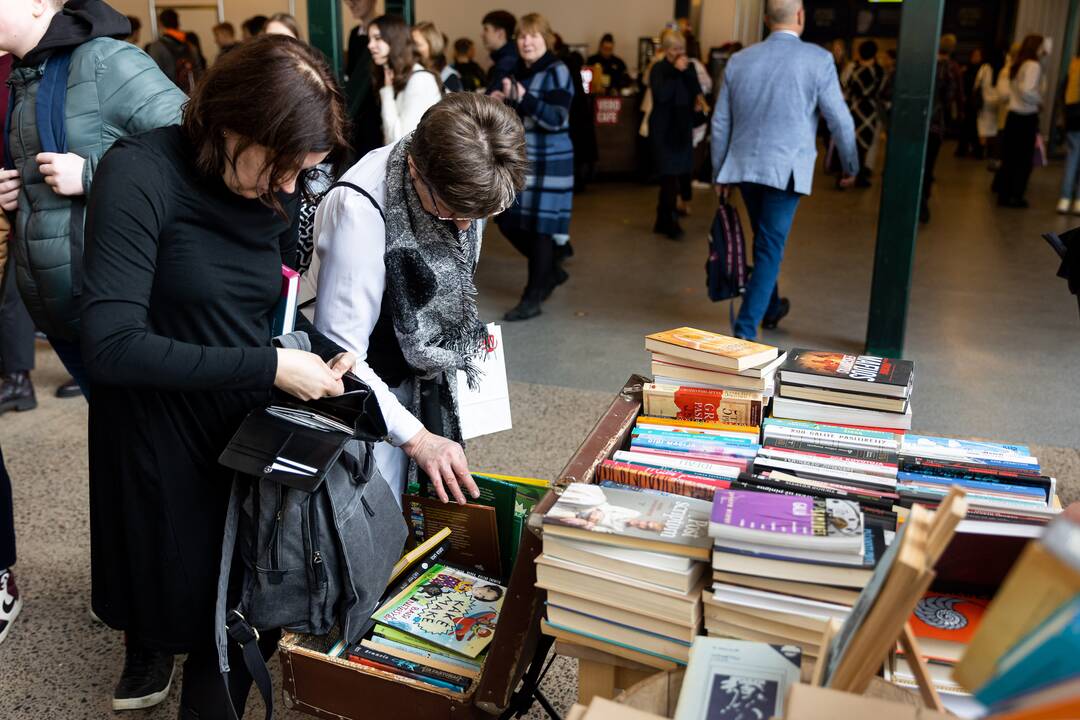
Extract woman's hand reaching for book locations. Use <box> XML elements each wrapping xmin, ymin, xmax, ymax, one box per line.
<box><xmin>274</xmin><ymin>348</ymin><xmax>344</xmax><ymax>400</ymax></box>
<box><xmin>401</xmin><ymin>428</ymin><xmax>480</xmax><ymax>505</ymax></box>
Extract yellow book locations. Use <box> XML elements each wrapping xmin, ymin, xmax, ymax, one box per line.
<box><xmin>388</xmin><ymin>526</ymin><xmax>451</xmax><ymax>583</ymax></box>
<box><xmin>645</xmin><ymin>327</ymin><xmax>778</xmax><ymax>371</ymax></box>
<box><xmin>473</xmin><ymin>472</ymin><xmax>551</xmax><ymax>489</ymax></box>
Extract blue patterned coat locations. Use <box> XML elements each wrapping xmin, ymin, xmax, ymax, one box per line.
<box><xmin>497</xmin><ymin>52</ymin><xmax>575</xmax><ymax>236</ymax></box>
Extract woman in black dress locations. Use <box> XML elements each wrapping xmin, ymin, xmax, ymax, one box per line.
<box><xmin>81</xmin><ymin>36</ymin><xmax>352</xmax><ymax>717</ymax></box>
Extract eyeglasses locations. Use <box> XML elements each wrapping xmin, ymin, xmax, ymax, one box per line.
<box><xmin>418</xmin><ymin>173</ymin><xmax>509</xmax><ymax>222</ymax></box>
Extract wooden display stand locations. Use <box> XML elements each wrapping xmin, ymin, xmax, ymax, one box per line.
<box><xmin>555</xmin><ymin>641</ymin><xmax>658</xmax><ymax>706</ymax></box>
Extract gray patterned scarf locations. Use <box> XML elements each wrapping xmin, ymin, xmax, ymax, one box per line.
<box><xmin>383</xmin><ymin>135</ymin><xmax>487</xmax><ymax>447</ymax></box>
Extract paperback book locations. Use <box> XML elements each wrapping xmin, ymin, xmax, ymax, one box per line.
<box><xmin>673</xmin><ymin>638</ymin><xmax>802</xmax><ymax>720</ymax></box>
<box><xmin>709</xmin><ymin>490</ymin><xmax>865</xmax><ymax>551</ymax></box>
<box><xmin>645</xmin><ymin>328</ymin><xmax>778</xmax><ymax>372</ymax></box>
<box><xmin>779</xmin><ymin>349</ymin><xmax>914</xmax><ymax>398</ymax></box>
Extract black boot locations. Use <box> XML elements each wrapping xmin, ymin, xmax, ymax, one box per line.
<box><xmin>0</xmin><ymin>372</ymin><xmax>37</xmax><ymax>414</ymax></box>
<box><xmin>113</xmin><ymin>644</ymin><xmax>175</xmax><ymax>711</ymax></box>
<box><xmin>55</xmin><ymin>378</ymin><xmax>82</xmax><ymax>399</ymax></box>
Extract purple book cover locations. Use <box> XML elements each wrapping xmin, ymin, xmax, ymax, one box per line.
<box><xmin>710</xmin><ymin>490</ymin><xmax>816</xmax><ymax>535</ymax></box>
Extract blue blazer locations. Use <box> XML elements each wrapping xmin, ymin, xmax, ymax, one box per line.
<box><xmin>711</xmin><ymin>32</ymin><xmax>859</xmax><ymax>195</ymax></box>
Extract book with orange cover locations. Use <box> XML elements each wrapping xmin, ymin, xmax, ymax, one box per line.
<box><xmin>900</xmin><ymin>593</ymin><xmax>989</xmax><ymax>663</ymax></box>
<box><xmin>645</xmin><ymin>328</ymin><xmax>778</xmax><ymax>371</ymax></box>
<box><xmin>985</xmin><ymin>697</ymin><xmax>1080</xmax><ymax>720</ymax></box>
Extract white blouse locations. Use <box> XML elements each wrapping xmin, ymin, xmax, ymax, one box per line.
<box><xmin>379</xmin><ymin>63</ymin><xmax>442</xmax><ymax>145</ymax></box>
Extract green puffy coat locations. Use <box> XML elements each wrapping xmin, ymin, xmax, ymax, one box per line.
<box><xmin>7</xmin><ymin>38</ymin><xmax>186</xmax><ymax>341</ymax></box>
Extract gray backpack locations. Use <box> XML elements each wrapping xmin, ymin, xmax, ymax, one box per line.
<box><xmin>214</xmin><ymin>333</ymin><xmax>408</xmax><ymax>719</ymax></box>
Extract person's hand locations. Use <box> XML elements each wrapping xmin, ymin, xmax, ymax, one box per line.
<box><xmin>327</xmin><ymin>351</ymin><xmax>356</xmax><ymax>380</ymax></box>
<box><xmin>674</xmin><ymin>54</ymin><xmax>690</xmax><ymax>72</ymax></box>
<box><xmin>383</xmin><ymin>66</ymin><xmax>394</xmax><ymax>86</ymax></box>
<box><xmin>37</xmin><ymin>152</ymin><xmax>85</xmax><ymax>196</ymax></box>
<box><xmin>401</xmin><ymin>427</ymin><xmax>479</xmax><ymax>505</ymax></box>
<box><xmin>715</xmin><ymin>183</ymin><xmax>731</xmax><ymax>202</ymax></box>
<box><xmin>838</xmin><ymin>174</ymin><xmax>856</xmax><ymax>189</ymax></box>
<box><xmin>274</xmin><ymin>348</ymin><xmax>344</xmax><ymax>401</ymax></box>
<box><xmin>0</xmin><ymin>169</ymin><xmax>20</xmax><ymax>211</ymax></box>
<box><xmin>488</xmin><ymin>89</ymin><xmax>506</xmax><ymax>102</ymax></box>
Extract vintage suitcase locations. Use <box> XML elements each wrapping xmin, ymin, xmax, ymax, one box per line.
<box><xmin>278</xmin><ymin>375</ymin><xmax>649</xmax><ymax>718</ymax></box>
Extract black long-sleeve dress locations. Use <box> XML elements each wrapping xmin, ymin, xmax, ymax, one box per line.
<box><xmin>81</xmin><ymin>125</ymin><xmax>343</xmax><ymax>652</ymax></box>
<box><xmin>648</xmin><ymin>59</ymin><xmax>703</xmax><ymax>177</ymax></box>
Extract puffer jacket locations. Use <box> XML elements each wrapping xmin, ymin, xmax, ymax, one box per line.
<box><xmin>8</xmin><ymin>36</ymin><xmax>185</xmax><ymax>340</ymax></box>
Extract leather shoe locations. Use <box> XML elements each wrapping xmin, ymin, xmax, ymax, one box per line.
<box><xmin>503</xmin><ymin>300</ymin><xmax>542</xmax><ymax>322</ymax></box>
<box><xmin>55</xmin><ymin>378</ymin><xmax>82</xmax><ymax>399</ymax></box>
<box><xmin>761</xmin><ymin>298</ymin><xmax>791</xmax><ymax>330</ymax></box>
<box><xmin>0</xmin><ymin>372</ymin><xmax>37</xmax><ymax>414</ymax></box>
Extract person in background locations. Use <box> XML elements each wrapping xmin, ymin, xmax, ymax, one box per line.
<box><xmin>956</xmin><ymin>47</ymin><xmax>985</xmax><ymax>158</ymax></box>
<box><xmin>712</xmin><ymin>0</ymin><xmax>857</xmax><ymax>341</ymax></box>
<box><xmin>240</xmin><ymin>14</ymin><xmax>266</xmax><ymax>40</ymax></box>
<box><xmin>413</xmin><ymin>21</ymin><xmax>462</xmax><ymax>92</ymax></box>
<box><xmin>681</xmin><ymin>34</ymin><xmax>712</xmax><ymax>214</ymax></box>
<box><xmin>586</xmin><ymin>33</ymin><xmax>629</xmax><ymax>93</ymax></box>
<box><xmin>649</xmin><ymin>30</ymin><xmax>702</xmax><ymax>239</ymax></box>
<box><xmin>558</xmin><ymin>36</ymin><xmax>597</xmax><ymax>196</ymax></box>
<box><xmin>975</xmin><ymin>49</ymin><xmax>1006</xmax><ymax>164</ymax></box>
<box><xmin>0</xmin><ymin>0</ymin><xmax>186</xmax><ymax>707</ymax></box>
<box><xmin>1059</xmin><ymin>50</ymin><xmax>1080</xmax><ymax>214</ymax></box>
<box><xmin>482</xmin><ymin>9</ymin><xmax>518</xmax><ymax>93</ymax></box>
<box><xmin>82</xmin><ymin>35</ymin><xmax>351</xmax><ymax>717</ymax></box>
<box><xmin>994</xmin><ymin>34</ymin><xmax>1045</xmax><ymax>209</ymax></box>
<box><xmin>264</xmin><ymin>12</ymin><xmax>300</xmax><ymax>40</ymax></box>
<box><xmin>185</xmin><ymin>30</ymin><xmax>207</xmax><ymax>71</ymax></box>
<box><xmin>146</xmin><ymin>9</ymin><xmax>186</xmax><ymax>83</ymax></box>
<box><xmin>212</xmin><ymin>21</ymin><xmax>238</xmax><ymax>56</ymax></box>
<box><xmin>369</xmin><ymin>14</ymin><xmax>441</xmax><ymax>145</ymax></box>
<box><xmin>124</xmin><ymin>15</ymin><xmax>139</xmax><ymax>44</ymax></box>
<box><xmin>921</xmin><ymin>34</ymin><xmax>961</xmax><ymax>223</ymax></box>
<box><xmin>490</xmin><ymin>12</ymin><xmax>574</xmax><ymax>322</ymax></box>
<box><xmin>314</xmin><ymin>93</ymin><xmax>526</xmax><ymax>503</ymax></box>
<box><xmin>843</xmin><ymin>40</ymin><xmax>884</xmax><ymax>188</ymax></box>
<box><xmin>343</xmin><ymin>0</ymin><xmax>380</xmax><ymax>161</ymax></box>
<box><xmin>453</xmin><ymin>38</ymin><xmax>485</xmax><ymax>92</ymax></box>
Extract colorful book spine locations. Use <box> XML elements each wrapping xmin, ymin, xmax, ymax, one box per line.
<box><xmin>763</xmin><ymin>418</ymin><xmax>899</xmax><ymax>447</ymax></box>
<box><xmin>597</xmin><ymin>459</ymin><xmax>732</xmax><ymax>501</ymax></box>
<box><xmin>632</xmin><ymin>427</ymin><xmax>759</xmax><ymax>448</ymax></box>
<box><xmin>764</xmin><ymin>436</ymin><xmax>898</xmax><ymax>465</ymax></box>
<box><xmin>346</xmin><ymin>645</ymin><xmax>473</xmax><ymax>690</ymax></box>
<box><xmin>631</xmin><ymin>434</ymin><xmax>759</xmax><ymax>458</ymax></box>
<box><xmin>637</xmin><ymin>416</ymin><xmax>761</xmax><ymax>435</ymax></box>
<box><xmin>643</xmin><ymin>384</ymin><xmax>763</xmax><ymax>426</ymax></box>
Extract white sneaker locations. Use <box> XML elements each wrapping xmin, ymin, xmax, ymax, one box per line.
<box><xmin>0</xmin><ymin>569</ymin><xmax>22</xmax><ymax>645</ymax></box>
<box><xmin>1057</xmin><ymin>198</ymin><xmax>1071</xmax><ymax>214</ymax></box>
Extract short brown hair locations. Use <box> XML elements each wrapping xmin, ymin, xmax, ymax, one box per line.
<box><xmin>265</xmin><ymin>13</ymin><xmax>301</xmax><ymax>41</ymax></box>
<box><xmin>182</xmin><ymin>35</ymin><xmax>348</xmax><ymax>216</ymax></box>
<box><xmin>516</xmin><ymin>13</ymin><xmax>555</xmax><ymax>51</ymax></box>
<box><xmin>410</xmin><ymin>94</ymin><xmax>527</xmax><ymax>218</ymax></box>
<box><xmin>213</xmin><ymin>21</ymin><xmax>235</xmax><ymax>37</ymax></box>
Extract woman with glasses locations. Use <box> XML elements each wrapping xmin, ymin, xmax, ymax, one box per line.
<box><xmin>369</xmin><ymin>14</ymin><xmax>442</xmax><ymax>145</ymax></box>
<box><xmin>489</xmin><ymin>13</ymin><xmax>575</xmax><ymax>321</ymax></box>
<box><xmin>313</xmin><ymin>93</ymin><xmax>527</xmax><ymax>505</ymax></box>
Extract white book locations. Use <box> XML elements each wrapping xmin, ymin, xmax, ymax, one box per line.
<box><xmin>762</xmin><ymin>423</ymin><xmax>899</xmax><ymax>451</ymax></box>
<box><xmin>544</xmin><ymin>534</ymin><xmax>693</xmax><ymax>572</ymax></box>
<box><xmin>611</xmin><ymin>450</ymin><xmax>742</xmax><ymax>480</ymax></box>
<box><xmin>712</xmin><ymin>583</ymin><xmax>853</xmax><ymax>621</ymax></box>
<box><xmin>673</xmin><ymin>637</ymin><xmax>802</xmax><ymax>720</ymax></box>
<box><xmin>772</xmin><ymin>396</ymin><xmax>913</xmax><ymax>430</ymax></box>
<box><xmin>752</xmin><ymin>455</ymin><xmax>898</xmax><ymax>491</ymax></box>
<box><xmin>756</xmin><ymin>446</ymin><xmax>897</xmax><ymax>478</ymax></box>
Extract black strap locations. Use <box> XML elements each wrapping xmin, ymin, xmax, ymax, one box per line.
<box><xmin>223</xmin><ymin>610</ymin><xmax>273</xmax><ymax>720</ymax></box>
<box><xmin>330</xmin><ymin>181</ymin><xmax>384</xmax><ymax>221</ymax></box>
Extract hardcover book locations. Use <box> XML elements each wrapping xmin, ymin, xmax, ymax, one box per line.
<box><xmin>370</xmin><ymin>563</ymin><xmax>506</xmax><ymax>659</ymax></box>
<box><xmin>404</xmin><ymin>495</ymin><xmax>501</xmax><ymax>578</ymax></box>
<box><xmin>646</xmin><ymin>328</ymin><xmax>779</xmax><ymax>371</ymax></box>
<box><xmin>673</xmin><ymin>637</ymin><xmax>802</xmax><ymax>720</ymax></box>
<box><xmin>779</xmin><ymin>349</ymin><xmax>914</xmax><ymax>397</ymax></box>
<box><xmin>902</xmin><ymin>593</ymin><xmax>988</xmax><ymax>664</ymax></box>
<box><xmin>542</xmin><ymin>483</ymin><xmax>713</xmax><ymax>559</ymax></box>
<box><xmin>643</xmin><ymin>383</ymin><xmax>763</xmax><ymax>426</ymax></box>
<box><xmin>709</xmin><ymin>490</ymin><xmax>865</xmax><ymax>551</ymax></box>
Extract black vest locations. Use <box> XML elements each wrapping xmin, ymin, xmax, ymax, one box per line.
<box><xmin>367</xmin><ymin>289</ymin><xmax>411</xmax><ymax>389</ymax></box>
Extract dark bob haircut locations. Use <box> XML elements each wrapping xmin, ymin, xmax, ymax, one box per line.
<box><xmin>181</xmin><ymin>34</ymin><xmax>348</xmax><ymax>216</ymax></box>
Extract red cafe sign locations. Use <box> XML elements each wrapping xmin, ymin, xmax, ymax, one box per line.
<box><xmin>594</xmin><ymin>97</ymin><xmax>622</xmax><ymax>125</ymax></box>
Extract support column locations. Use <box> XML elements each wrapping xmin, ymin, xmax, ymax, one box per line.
<box><xmin>864</xmin><ymin>0</ymin><xmax>946</xmax><ymax>357</ymax></box>
<box><xmin>1053</xmin><ymin>0</ymin><xmax>1080</xmax><ymax>150</ymax></box>
<box><xmin>308</xmin><ymin>1</ymin><xmax>344</xmax><ymax>79</ymax></box>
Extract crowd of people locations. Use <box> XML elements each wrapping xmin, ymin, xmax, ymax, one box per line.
<box><xmin>0</xmin><ymin>0</ymin><xmax>1075</xmax><ymax>714</ymax></box>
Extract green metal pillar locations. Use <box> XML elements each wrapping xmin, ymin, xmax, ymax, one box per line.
<box><xmin>309</xmin><ymin>1</ymin><xmax>344</xmax><ymax>78</ymax></box>
<box><xmin>385</xmin><ymin>0</ymin><xmax>414</xmax><ymax>24</ymax></box>
<box><xmin>1053</xmin><ymin>0</ymin><xmax>1080</xmax><ymax>150</ymax></box>
<box><xmin>864</xmin><ymin>0</ymin><xmax>946</xmax><ymax>358</ymax></box>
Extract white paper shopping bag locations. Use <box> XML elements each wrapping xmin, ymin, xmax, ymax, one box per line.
<box><xmin>457</xmin><ymin>323</ymin><xmax>512</xmax><ymax>440</ymax></box>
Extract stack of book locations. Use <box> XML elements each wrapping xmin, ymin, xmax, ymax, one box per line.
<box><xmin>773</xmin><ymin>349</ymin><xmax>915</xmax><ymax>431</ymax></box>
<box><xmin>753</xmin><ymin>418</ymin><xmax>902</xmax><ymax>522</ymax></box>
<box><xmin>897</xmin><ymin>435</ymin><xmax>1058</xmax><ymax>531</ymax></box>
<box><xmin>536</xmin><ymin>482</ymin><xmax>712</xmax><ymax>667</ymax></box>
<box><xmin>704</xmin><ymin>488</ymin><xmax>881</xmax><ymax>668</ymax></box>
<box><xmin>888</xmin><ymin>592</ymin><xmax>989</xmax><ymax>703</ymax></box>
<box><xmin>644</xmin><ymin>327</ymin><xmax>780</xmax><ymax>419</ymax></box>
<box><xmin>955</xmin><ymin>517</ymin><xmax>1080</xmax><ymax>719</ymax></box>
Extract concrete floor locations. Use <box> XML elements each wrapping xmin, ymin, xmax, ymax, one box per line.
<box><xmin>1</xmin><ymin>141</ymin><xmax>1079</xmax><ymax>718</ymax></box>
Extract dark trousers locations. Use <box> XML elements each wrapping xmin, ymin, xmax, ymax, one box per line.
<box><xmin>501</xmin><ymin>226</ymin><xmax>555</xmax><ymax>304</ymax></box>
<box><xmin>48</xmin><ymin>336</ymin><xmax>89</xmax><ymax>399</ymax></box>
<box><xmin>0</xmin><ymin>444</ymin><xmax>14</xmax><ymax>570</ymax></box>
<box><xmin>678</xmin><ymin>173</ymin><xmax>693</xmax><ymax>202</ymax></box>
<box><xmin>656</xmin><ymin>174</ymin><xmax>681</xmax><ymax>229</ymax></box>
<box><xmin>995</xmin><ymin>111</ymin><xmax>1039</xmax><ymax>203</ymax></box>
<box><xmin>0</xmin><ymin>257</ymin><xmax>35</xmax><ymax>375</ymax></box>
<box><xmin>176</xmin><ymin>628</ymin><xmax>281</xmax><ymax>719</ymax></box>
<box><xmin>734</xmin><ymin>182</ymin><xmax>800</xmax><ymax>340</ymax></box>
<box><xmin>923</xmin><ymin>133</ymin><xmax>943</xmax><ymax>207</ymax></box>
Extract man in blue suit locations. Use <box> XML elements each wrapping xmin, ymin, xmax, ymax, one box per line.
<box><xmin>712</xmin><ymin>0</ymin><xmax>858</xmax><ymax>340</ymax></box>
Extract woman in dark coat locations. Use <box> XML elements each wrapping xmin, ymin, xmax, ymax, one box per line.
<box><xmin>490</xmin><ymin>13</ymin><xmax>574</xmax><ymax>322</ymax></box>
<box><xmin>649</xmin><ymin>30</ymin><xmax>702</xmax><ymax>239</ymax></box>
<box><xmin>81</xmin><ymin>36</ymin><xmax>352</xmax><ymax>717</ymax></box>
